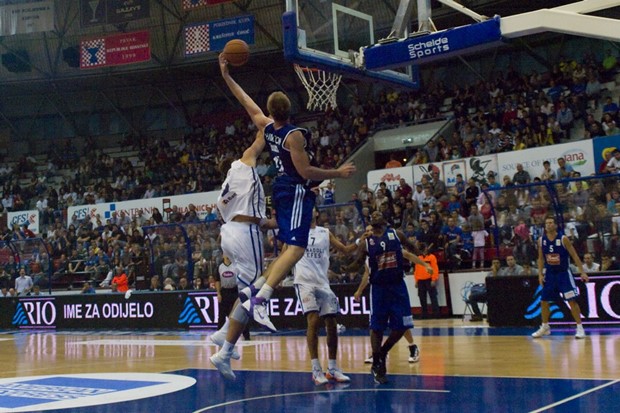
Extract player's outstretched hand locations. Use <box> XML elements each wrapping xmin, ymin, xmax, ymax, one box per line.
<box><xmin>218</xmin><ymin>53</ymin><xmax>229</xmax><ymax>76</ymax></box>
<box><xmin>580</xmin><ymin>271</ymin><xmax>589</xmax><ymax>283</ymax></box>
<box><xmin>337</xmin><ymin>162</ymin><xmax>356</xmax><ymax>178</ymax></box>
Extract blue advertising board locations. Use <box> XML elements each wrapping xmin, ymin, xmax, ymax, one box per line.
<box><xmin>364</xmin><ymin>17</ymin><xmax>503</xmax><ymax>71</ymax></box>
<box><xmin>184</xmin><ymin>15</ymin><xmax>254</xmax><ymax>56</ymax></box>
<box><xmin>591</xmin><ymin>134</ymin><xmax>620</xmax><ymax>173</ymax></box>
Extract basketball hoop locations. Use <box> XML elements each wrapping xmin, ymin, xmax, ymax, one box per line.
<box><xmin>294</xmin><ymin>64</ymin><xmax>342</xmax><ymax>112</ymax></box>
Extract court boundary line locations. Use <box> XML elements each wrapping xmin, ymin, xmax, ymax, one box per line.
<box><xmin>529</xmin><ymin>379</ymin><xmax>619</xmax><ymax>412</ymax></box>
<box><xmin>192</xmin><ymin>388</ymin><xmax>451</xmax><ymax>412</ymax></box>
<box><xmin>180</xmin><ymin>366</ymin><xmax>616</xmax><ymax>382</ymax></box>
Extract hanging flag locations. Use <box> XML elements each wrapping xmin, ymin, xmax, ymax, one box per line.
<box><xmin>80</xmin><ymin>31</ymin><xmax>150</xmax><ymax>69</ymax></box>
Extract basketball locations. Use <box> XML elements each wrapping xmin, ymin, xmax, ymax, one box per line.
<box><xmin>223</xmin><ymin>39</ymin><xmax>250</xmax><ymax>67</ymax></box>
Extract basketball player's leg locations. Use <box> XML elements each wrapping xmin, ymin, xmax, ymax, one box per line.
<box><xmin>561</xmin><ymin>272</ymin><xmax>586</xmax><ymax>338</ymax></box>
<box><xmin>381</xmin><ymin>282</ymin><xmax>413</xmax><ymax>357</ymax></box>
<box><xmin>532</xmin><ymin>274</ymin><xmax>556</xmax><ymax>338</ymax></box>
<box><xmin>254</xmin><ymin>190</ymin><xmax>312</xmax><ymax>297</ymax></box>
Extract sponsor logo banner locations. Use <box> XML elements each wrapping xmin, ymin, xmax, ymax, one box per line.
<box><xmin>184</xmin><ymin>15</ymin><xmax>254</xmax><ymax>57</ymax></box>
<box><xmin>66</xmin><ymin>190</ymin><xmax>220</xmax><ymax>227</ymax></box>
<box><xmin>0</xmin><ymin>0</ymin><xmax>54</xmax><ymax>36</ymax></box>
<box><xmin>182</xmin><ymin>0</ymin><xmax>232</xmax><ymax>10</ymax></box>
<box><xmin>496</xmin><ymin>140</ymin><xmax>594</xmax><ymax>180</ymax></box>
<box><xmin>80</xmin><ymin>31</ymin><xmax>150</xmax><ymax>69</ymax></box>
<box><xmin>365</xmin><ymin>17</ymin><xmax>502</xmax><ymax>70</ymax></box>
<box><xmin>7</xmin><ymin>209</ymin><xmax>39</xmax><ymax>234</ymax></box>
<box><xmin>366</xmin><ymin>166</ymin><xmax>413</xmax><ymax>195</ymax></box>
<box><xmin>80</xmin><ymin>0</ymin><xmax>150</xmax><ymax>27</ymax></box>
<box><xmin>0</xmin><ymin>285</ymin><xmax>374</xmax><ymax>330</ymax></box>
<box><xmin>591</xmin><ymin>134</ymin><xmax>620</xmax><ymax>173</ymax></box>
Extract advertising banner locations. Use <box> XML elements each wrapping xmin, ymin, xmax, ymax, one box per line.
<box><xmin>441</xmin><ymin>159</ymin><xmax>466</xmax><ymax>188</ymax></box>
<box><xmin>66</xmin><ymin>190</ymin><xmax>219</xmax><ymax>227</ymax></box>
<box><xmin>365</xmin><ymin>17</ymin><xmax>502</xmax><ymax>70</ymax></box>
<box><xmin>486</xmin><ymin>274</ymin><xmax>620</xmax><ymax>327</ymax></box>
<box><xmin>7</xmin><ymin>209</ymin><xmax>39</xmax><ymax>234</ymax></box>
<box><xmin>182</xmin><ymin>0</ymin><xmax>232</xmax><ymax>10</ymax></box>
<box><xmin>412</xmin><ymin>162</ymin><xmax>440</xmax><ymax>183</ymax></box>
<box><xmin>366</xmin><ymin>166</ymin><xmax>413</xmax><ymax>194</ymax></box>
<box><xmin>80</xmin><ymin>31</ymin><xmax>150</xmax><ymax>69</ymax></box>
<box><xmin>496</xmin><ymin>140</ymin><xmax>595</xmax><ymax>182</ymax></box>
<box><xmin>591</xmin><ymin>134</ymin><xmax>620</xmax><ymax>173</ymax></box>
<box><xmin>463</xmin><ymin>154</ymin><xmax>498</xmax><ymax>185</ymax></box>
<box><xmin>0</xmin><ymin>0</ymin><xmax>54</xmax><ymax>36</ymax></box>
<box><xmin>80</xmin><ymin>0</ymin><xmax>149</xmax><ymax>27</ymax></box>
<box><xmin>0</xmin><ymin>284</ymin><xmax>371</xmax><ymax>330</ymax></box>
<box><xmin>184</xmin><ymin>15</ymin><xmax>254</xmax><ymax>57</ymax></box>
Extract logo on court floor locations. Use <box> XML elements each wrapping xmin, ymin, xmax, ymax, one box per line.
<box><xmin>0</xmin><ymin>373</ymin><xmax>195</xmax><ymax>412</ymax></box>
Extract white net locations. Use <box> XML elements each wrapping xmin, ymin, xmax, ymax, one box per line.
<box><xmin>294</xmin><ymin>64</ymin><xmax>342</xmax><ymax>111</ymax></box>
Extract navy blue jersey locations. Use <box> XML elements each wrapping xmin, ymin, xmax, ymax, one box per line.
<box><xmin>264</xmin><ymin>122</ymin><xmax>315</xmax><ymax>186</ymax></box>
<box><xmin>366</xmin><ymin>228</ymin><xmax>405</xmax><ymax>285</ymax></box>
<box><xmin>541</xmin><ymin>230</ymin><xmax>569</xmax><ymax>272</ymax></box>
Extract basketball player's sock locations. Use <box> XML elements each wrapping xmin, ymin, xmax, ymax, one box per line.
<box><xmin>222</xmin><ymin>341</ymin><xmax>235</xmax><ymax>357</ymax></box>
<box><xmin>311</xmin><ymin>359</ymin><xmax>321</xmax><ymax>371</ymax></box>
<box><xmin>328</xmin><ymin>359</ymin><xmax>337</xmax><ymax>370</ymax></box>
<box><xmin>256</xmin><ymin>284</ymin><xmax>274</xmax><ymax>300</ymax></box>
<box><xmin>239</xmin><ymin>277</ymin><xmax>266</xmax><ymax>301</ymax></box>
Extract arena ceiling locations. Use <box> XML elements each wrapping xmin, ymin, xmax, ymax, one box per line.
<box><xmin>0</xmin><ymin>0</ymin><xmax>616</xmax><ymax>141</ymax></box>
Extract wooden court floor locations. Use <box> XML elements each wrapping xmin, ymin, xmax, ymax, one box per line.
<box><xmin>0</xmin><ymin>319</ymin><xmax>618</xmax><ymax>412</ymax></box>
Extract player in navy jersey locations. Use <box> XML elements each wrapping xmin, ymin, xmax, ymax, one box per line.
<box><xmin>212</xmin><ymin>54</ymin><xmax>355</xmax><ymax>379</ymax></box>
<box><xmin>355</xmin><ymin>211</ymin><xmax>433</xmax><ymax>384</ymax></box>
<box><xmin>532</xmin><ymin>216</ymin><xmax>588</xmax><ymax>339</ymax></box>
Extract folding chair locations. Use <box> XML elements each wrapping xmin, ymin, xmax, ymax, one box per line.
<box><xmin>461</xmin><ymin>281</ymin><xmax>486</xmax><ymax>322</ymax></box>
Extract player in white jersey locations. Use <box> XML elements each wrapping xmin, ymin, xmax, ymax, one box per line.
<box><xmin>209</xmin><ymin>131</ymin><xmax>276</xmax><ymax>366</ymax></box>
<box><xmin>294</xmin><ymin>209</ymin><xmax>357</xmax><ymax>385</ymax></box>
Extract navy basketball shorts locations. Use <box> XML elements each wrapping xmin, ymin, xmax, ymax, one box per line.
<box><xmin>369</xmin><ymin>281</ymin><xmax>414</xmax><ymax>331</ymax></box>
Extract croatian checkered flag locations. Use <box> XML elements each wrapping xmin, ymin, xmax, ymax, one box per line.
<box><xmin>182</xmin><ymin>0</ymin><xmax>208</xmax><ymax>10</ymax></box>
<box><xmin>80</xmin><ymin>38</ymin><xmax>106</xmax><ymax>68</ymax></box>
<box><xmin>184</xmin><ymin>23</ymin><xmax>210</xmax><ymax>56</ymax></box>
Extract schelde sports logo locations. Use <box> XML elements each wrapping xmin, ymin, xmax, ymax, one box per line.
<box><xmin>408</xmin><ymin>37</ymin><xmax>449</xmax><ymax>60</ymax></box>
<box><xmin>12</xmin><ymin>298</ymin><xmax>57</xmax><ymax>328</ymax></box>
<box><xmin>0</xmin><ymin>373</ymin><xmax>195</xmax><ymax>412</ymax></box>
<box><xmin>178</xmin><ymin>293</ymin><xmax>219</xmax><ymax>327</ymax></box>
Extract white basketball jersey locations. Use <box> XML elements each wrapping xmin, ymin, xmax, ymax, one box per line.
<box><xmin>294</xmin><ymin>226</ymin><xmax>330</xmax><ymax>287</ymax></box>
<box><xmin>217</xmin><ymin>160</ymin><xmax>266</xmax><ymax>223</ymax></box>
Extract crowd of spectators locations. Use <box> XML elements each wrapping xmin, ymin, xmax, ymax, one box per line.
<box><xmin>0</xmin><ymin>49</ymin><xmax>618</xmax><ymax>292</ymax></box>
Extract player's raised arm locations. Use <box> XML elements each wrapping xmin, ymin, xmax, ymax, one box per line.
<box><xmin>219</xmin><ymin>54</ymin><xmax>271</xmax><ymax>129</ymax></box>
<box><xmin>240</xmin><ymin>130</ymin><xmax>266</xmax><ymax>164</ymax></box>
<box><xmin>287</xmin><ymin>132</ymin><xmax>356</xmax><ymax>181</ymax></box>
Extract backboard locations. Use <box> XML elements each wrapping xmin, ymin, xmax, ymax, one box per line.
<box><xmin>284</xmin><ymin>0</ymin><xmax>419</xmax><ymax>89</ymax></box>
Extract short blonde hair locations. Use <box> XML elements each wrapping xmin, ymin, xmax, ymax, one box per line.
<box><xmin>267</xmin><ymin>91</ymin><xmax>291</xmax><ymax>122</ymax></box>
